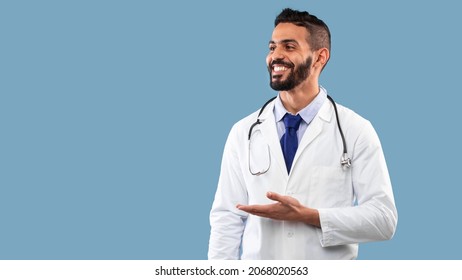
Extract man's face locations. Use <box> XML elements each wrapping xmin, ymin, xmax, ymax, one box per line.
<box><xmin>266</xmin><ymin>23</ymin><xmax>313</xmax><ymax>91</ymax></box>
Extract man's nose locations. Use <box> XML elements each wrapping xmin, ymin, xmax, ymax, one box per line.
<box><xmin>270</xmin><ymin>48</ymin><xmax>285</xmax><ymax>61</ymax></box>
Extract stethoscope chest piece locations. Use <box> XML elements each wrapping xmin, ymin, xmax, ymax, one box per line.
<box><xmin>341</xmin><ymin>153</ymin><xmax>352</xmax><ymax>169</ymax></box>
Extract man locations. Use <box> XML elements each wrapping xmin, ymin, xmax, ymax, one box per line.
<box><xmin>208</xmin><ymin>8</ymin><xmax>397</xmax><ymax>260</ymax></box>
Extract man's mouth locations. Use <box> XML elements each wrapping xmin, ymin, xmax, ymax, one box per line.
<box><xmin>273</xmin><ymin>65</ymin><xmax>289</xmax><ymax>72</ymax></box>
<box><xmin>271</xmin><ymin>64</ymin><xmax>291</xmax><ymax>77</ymax></box>
<box><xmin>270</xmin><ymin>60</ymin><xmax>293</xmax><ymax>76</ymax></box>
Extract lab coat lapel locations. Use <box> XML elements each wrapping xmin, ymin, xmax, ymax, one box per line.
<box><xmin>258</xmin><ymin>101</ymin><xmax>288</xmax><ymax>177</ymax></box>
<box><xmin>292</xmin><ymin>100</ymin><xmax>333</xmax><ymax>168</ymax></box>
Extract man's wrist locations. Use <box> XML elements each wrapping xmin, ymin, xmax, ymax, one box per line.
<box><xmin>301</xmin><ymin>207</ymin><xmax>321</xmax><ymax>228</ymax></box>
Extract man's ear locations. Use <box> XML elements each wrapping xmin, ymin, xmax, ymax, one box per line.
<box><xmin>314</xmin><ymin>47</ymin><xmax>330</xmax><ymax>71</ymax></box>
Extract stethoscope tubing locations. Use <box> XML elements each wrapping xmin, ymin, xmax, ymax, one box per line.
<box><xmin>248</xmin><ymin>94</ymin><xmax>351</xmax><ymax>173</ymax></box>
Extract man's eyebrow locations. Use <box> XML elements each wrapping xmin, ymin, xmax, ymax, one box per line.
<box><xmin>268</xmin><ymin>39</ymin><xmax>299</xmax><ymax>45</ymax></box>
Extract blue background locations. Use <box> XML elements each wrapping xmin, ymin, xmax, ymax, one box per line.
<box><xmin>1</xmin><ymin>0</ymin><xmax>461</xmax><ymax>259</ymax></box>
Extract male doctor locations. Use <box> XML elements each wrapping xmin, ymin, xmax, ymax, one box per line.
<box><xmin>208</xmin><ymin>8</ymin><xmax>397</xmax><ymax>259</ymax></box>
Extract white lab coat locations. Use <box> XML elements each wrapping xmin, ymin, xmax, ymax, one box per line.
<box><xmin>208</xmin><ymin>96</ymin><xmax>398</xmax><ymax>260</ymax></box>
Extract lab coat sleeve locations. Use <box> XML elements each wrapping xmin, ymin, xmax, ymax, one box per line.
<box><xmin>208</xmin><ymin>124</ymin><xmax>249</xmax><ymax>259</ymax></box>
<box><xmin>317</xmin><ymin>121</ymin><xmax>398</xmax><ymax>247</ymax></box>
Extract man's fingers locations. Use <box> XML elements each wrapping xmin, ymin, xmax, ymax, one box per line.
<box><xmin>237</xmin><ymin>204</ymin><xmax>266</xmax><ymax>212</ymax></box>
<box><xmin>236</xmin><ymin>204</ymin><xmax>275</xmax><ymax>217</ymax></box>
<box><xmin>266</xmin><ymin>192</ymin><xmax>287</xmax><ymax>204</ymax></box>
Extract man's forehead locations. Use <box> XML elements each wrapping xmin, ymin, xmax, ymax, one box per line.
<box><xmin>271</xmin><ymin>23</ymin><xmax>308</xmax><ymax>42</ymax></box>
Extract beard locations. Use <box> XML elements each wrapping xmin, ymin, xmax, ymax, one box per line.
<box><xmin>268</xmin><ymin>56</ymin><xmax>312</xmax><ymax>91</ymax></box>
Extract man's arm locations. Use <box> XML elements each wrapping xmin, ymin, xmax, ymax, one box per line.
<box><xmin>208</xmin><ymin>125</ymin><xmax>248</xmax><ymax>259</ymax></box>
<box><xmin>316</xmin><ymin>121</ymin><xmax>397</xmax><ymax>246</ymax></box>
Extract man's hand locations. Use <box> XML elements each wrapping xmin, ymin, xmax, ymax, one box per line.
<box><xmin>236</xmin><ymin>192</ymin><xmax>320</xmax><ymax>227</ymax></box>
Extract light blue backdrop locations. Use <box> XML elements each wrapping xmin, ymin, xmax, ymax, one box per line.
<box><xmin>1</xmin><ymin>0</ymin><xmax>461</xmax><ymax>259</ymax></box>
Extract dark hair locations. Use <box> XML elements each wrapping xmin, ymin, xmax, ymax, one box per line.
<box><xmin>275</xmin><ymin>8</ymin><xmax>331</xmax><ymax>52</ymax></box>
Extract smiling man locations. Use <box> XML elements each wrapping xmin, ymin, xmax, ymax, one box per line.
<box><xmin>208</xmin><ymin>8</ymin><xmax>398</xmax><ymax>260</ymax></box>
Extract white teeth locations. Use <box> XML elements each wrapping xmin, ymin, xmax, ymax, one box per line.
<box><xmin>274</xmin><ymin>66</ymin><xmax>287</xmax><ymax>71</ymax></box>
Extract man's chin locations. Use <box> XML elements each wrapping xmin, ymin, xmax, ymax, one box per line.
<box><xmin>270</xmin><ymin>82</ymin><xmax>294</xmax><ymax>91</ymax></box>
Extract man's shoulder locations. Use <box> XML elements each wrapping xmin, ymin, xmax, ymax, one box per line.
<box><xmin>332</xmin><ymin>101</ymin><xmax>377</xmax><ymax>140</ymax></box>
<box><xmin>334</xmin><ymin>101</ymin><xmax>369</xmax><ymax>124</ymax></box>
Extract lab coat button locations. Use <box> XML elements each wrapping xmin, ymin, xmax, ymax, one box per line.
<box><xmin>287</xmin><ymin>232</ymin><xmax>294</xmax><ymax>238</ymax></box>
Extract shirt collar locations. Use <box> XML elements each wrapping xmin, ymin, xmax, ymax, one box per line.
<box><xmin>274</xmin><ymin>86</ymin><xmax>328</xmax><ymax>124</ymax></box>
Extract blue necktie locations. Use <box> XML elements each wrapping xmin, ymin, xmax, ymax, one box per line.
<box><xmin>280</xmin><ymin>113</ymin><xmax>302</xmax><ymax>173</ymax></box>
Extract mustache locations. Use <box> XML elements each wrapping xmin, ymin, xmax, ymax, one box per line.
<box><xmin>270</xmin><ymin>59</ymin><xmax>294</xmax><ymax>68</ymax></box>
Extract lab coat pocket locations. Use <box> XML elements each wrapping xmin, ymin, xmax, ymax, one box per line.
<box><xmin>309</xmin><ymin>166</ymin><xmax>352</xmax><ymax>208</ymax></box>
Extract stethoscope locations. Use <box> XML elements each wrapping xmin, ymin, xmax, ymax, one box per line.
<box><xmin>248</xmin><ymin>95</ymin><xmax>351</xmax><ymax>176</ymax></box>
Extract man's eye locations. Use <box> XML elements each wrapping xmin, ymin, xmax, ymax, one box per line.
<box><xmin>269</xmin><ymin>45</ymin><xmax>276</xmax><ymax>51</ymax></box>
<box><xmin>286</xmin><ymin>45</ymin><xmax>295</xmax><ymax>50</ymax></box>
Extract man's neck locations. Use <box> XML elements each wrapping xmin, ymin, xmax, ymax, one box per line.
<box><xmin>279</xmin><ymin>81</ymin><xmax>319</xmax><ymax>114</ymax></box>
